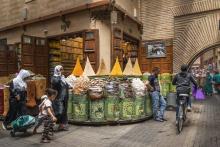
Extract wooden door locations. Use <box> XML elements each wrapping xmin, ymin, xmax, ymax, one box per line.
<box><xmin>21</xmin><ymin>35</ymin><xmax>35</xmax><ymax>72</ymax></box>
<box><xmin>0</xmin><ymin>44</ymin><xmax>8</xmax><ymax>76</ymax></box>
<box><xmin>84</xmin><ymin>30</ymin><xmax>99</xmax><ymax>72</ymax></box>
<box><xmin>35</xmin><ymin>37</ymin><xmax>48</xmax><ymax>79</ymax></box>
<box><xmin>21</xmin><ymin>35</ymin><xmax>48</xmax><ymax>79</ymax></box>
<box><xmin>7</xmin><ymin>45</ymin><xmax>18</xmax><ymax>75</ymax></box>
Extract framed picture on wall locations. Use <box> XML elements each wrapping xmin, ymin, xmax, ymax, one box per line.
<box><xmin>145</xmin><ymin>41</ymin><xmax>166</xmax><ymax>58</ymax></box>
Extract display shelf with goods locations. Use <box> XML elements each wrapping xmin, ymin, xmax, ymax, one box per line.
<box><xmin>67</xmin><ymin>58</ymin><xmax>153</xmax><ymax>125</ymax></box>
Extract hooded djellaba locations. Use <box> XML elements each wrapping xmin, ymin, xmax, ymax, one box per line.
<box><xmin>51</xmin><ymin>65</ymin><xmax>69</xmax><ymax>131</ymax></box>
<box><xmin>2</xmin><ymin>69</ymin><xmax>31</xmax><ymax>130</ymax></box>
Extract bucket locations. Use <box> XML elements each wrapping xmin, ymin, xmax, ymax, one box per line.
<box><xmin>120</xmin><ymin>98</ymin><xmax>134</xmax><ymax>120</ymax></box>
<box><xmin>72</xmin><ymin>94</ymin><xmax>89</xmax><ymax>122</ymax></box>
<box><xmin>67</xmin><ymin>90</ymin><xmax>73</xmax><ymax>119</ymax></box>
<box><xmin>90</xmin><ymin>98</ymin><xmax>105</xmax><ymax>122</ymax></box>
<box><xmin>145</xmin><ymin>94</ymin><xmax>152</xmax><ymax>116</ymax></box>
<box><xmin>133</xmin><ymin>96</ymin><xmax>145</xmax><ymax>120</ymax></box>
<box><xmin>104</xmin><ymin>95</ymin><xmax>120</xmax><ymax>121</ymax></box>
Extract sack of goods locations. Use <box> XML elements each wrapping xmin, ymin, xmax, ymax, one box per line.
<box><xmin>131</xmin><ymin>78</ymin><xmax>146</xmax><ymax>97</ymax></box>
<box><xmin>73</xmin><ymin>76</ymin><xmax>90</xmax><ymax>95</ymax></box>
<box><xmin>88</xmin><ymin>86</ymin><xmax>103</xmax><ymax>100</ymax></box>
<box><xmin>105</xmin><ymin>80</ymin><xmax>120</xmax><ymax>96</ymax></box>
<box><xmin>119</xmin><ymin>80</ymin><xmax>133</xmax><ymax>99</ymax></box>
<box><xmin>66</xmin><ymin>75</ymin><xmax>77</xmax><ymax>88</ymax></box>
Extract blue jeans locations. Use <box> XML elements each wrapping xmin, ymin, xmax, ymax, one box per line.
<box><xmin>151</xmin><ymin>91</ymin><xmax>167</xmax><ymax>119</ymax></box>
<box><xmin>176</xmin><ymin>94</ymin><xmax>191</xmax><ymax>120</ymax></box>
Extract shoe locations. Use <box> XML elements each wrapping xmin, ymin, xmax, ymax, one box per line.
<box><xmin>187</xmin><ymin>106</ymin><xmax>192</xmax><ymax>112</ymax></box>
<box><xmin>58</xmin><ymin>124</ymin><xmax>69</xmax><ymax>131</ymax></box>
<box><xmin>33</xmin><ymin>128</ymin><xmax>37</xmax><ymax>134</ymax></box>
<box><xmin>162</xmin><ymin>118</ymin><xmax>167</xmax><ymax>121</ymax></box>
<box><xmin>2</xmin><ymin>122</ymin><xmax>6</xmax><ymax>130</ymax></box>
<box><xmin>154</xmin><ymin>118</ymin><xmax>164</xmax><ymax>122</ymax></box>
<box><xmin>175</xmin><ymin>120</ymin><xmax>178</xmax><ymax>126</ymax></box>
<box><xmin>41</xmin><ymin>138</ymin><xmax>50</xmax><ymax>143</ymax></box>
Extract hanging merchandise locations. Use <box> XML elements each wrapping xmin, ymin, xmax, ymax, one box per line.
<box><xmin>26</xmin><ymin>80</ymin><xmax>37</xmax><ymax>108</ymax></box>
<box><xmin>111</xmin><ymin>57</ymin><xmax>123</xmax><ymax>76</ymax></box>
<box><xmin>123</xmin><ymin>58</ymin><xmax>133</xmax><ymax>75</ymax></box>
<box><xmin>83</xmin><ymin>57</ymin><xmax>96</xmax><ymax>77</ymax></box>
<box><xmin>32</xmin><ymin>75</ymin><xmax>46</xmax><ymax>100</ymax></box>
<box><xmin>131</xmin><ymin>78</ymin><xmax>146</xmax><ymax>97</ymax></box>
<box><xmin>132</xmin><ymin>58</ymin><xmax>142</xmax><ymax>76</ymax></box>
<box><xmin>72</xmin><ymin>57</ymin><xmax>84</xmax><ymax>76</ymax></box>
<box><xmin>96</xmin><ymin>58</ymin><xmax>109</xmax><ymax>76</ymax></box>
<box><xmin>159</xmin><ymin>73</ymin><xmax>171</xmax><ymax>97</ymax></box>
<box><xmin>142</xmin><ymin>72</ymin><xmax>151</xmax><ymax>81</ymax></box>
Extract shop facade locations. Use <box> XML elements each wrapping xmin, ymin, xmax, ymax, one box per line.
<box><xmin>0</xmin><ymin>0</ymin><xmax>142</xmax><ymax>80</ymax></box>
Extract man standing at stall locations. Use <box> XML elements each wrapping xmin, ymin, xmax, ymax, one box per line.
<box><xmin>148</xmin><ymin>67</ymin><xmax>167</xmax><ymax>122</ymax></box>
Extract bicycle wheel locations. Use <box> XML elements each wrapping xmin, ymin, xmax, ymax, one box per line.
<box><xmin>177</xmin><ymin>105</ymin><xmax>184</xmax><ymax>134</ymax></box>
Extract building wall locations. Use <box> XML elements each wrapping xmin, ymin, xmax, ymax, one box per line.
<box><xmin>140</xmin><ymin>0</ymin><xmax>205</xmax><ymax>41</ymax></box>
<box><xmin>115</xmin><ymin>0</ymin><xmax>139</xmax><ymax>18</ymax></box>
<box><xmin>0</xmin><ymin>10</ymin><xmax>91</xmax><ymax>44</ymax></box>
<box><xmin>0</xmin><ymin>0</ymin><xmax>105</xmax><ymax>29</ymax></box>
<box><xmin>90</xmin><ymin>19</ymin><xmax>111</xmax><ymax>72</ymax></box>
<box><xmin>173</xmin><ymin>9</ymin><xmax>220</xmax><ymax>72</ymax></box>
<box><xmin>201</xmin><ymin>50</ymin><xmax>214</xmax><ymax>64</ymax></box>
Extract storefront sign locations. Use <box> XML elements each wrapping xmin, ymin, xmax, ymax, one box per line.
<box><xmin>145</xmin><ymin>41</ymin><xmax>166</xmax><ymax>58</ymax></box>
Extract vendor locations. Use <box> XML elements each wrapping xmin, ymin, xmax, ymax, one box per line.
<box><xmin>51</xmin><ymin>65</ymin><xmax>69</xmax><ymax>131</ymax></box>
<box><xmin>148</xmin><ymin>67</ymin><xmax>167</xmax><ymax>122</ymax></box>
<box><xmin>2</xmin><ymin>69</ymin><xmax>31</xmax><ymax>130</ymax></box>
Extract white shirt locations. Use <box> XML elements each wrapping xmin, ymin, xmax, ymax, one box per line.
<box><xmin>39</xmin><ymin>98</ymin><xmax>52</xmax><ymax>117</ymax></box>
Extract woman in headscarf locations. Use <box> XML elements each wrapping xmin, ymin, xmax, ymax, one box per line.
<box><xmin>51</xmin><ymin>65</ymin><xmax>69</xmax><ymax>131</ymax></box>
<box><xmin>2</xmin><ymin>69</ymin><xmax>31</xmax><ymax>129</ymax></box>
<box><xmin>204</xmin><ymin>72</ymin><xmax>213</xmax><ymax>96</ymax></box>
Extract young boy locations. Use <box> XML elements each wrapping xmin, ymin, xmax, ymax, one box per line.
<box><xmin>35</xmin><ymin>88</ymin><xmax>57</xmax><ymax>143</ymax></box>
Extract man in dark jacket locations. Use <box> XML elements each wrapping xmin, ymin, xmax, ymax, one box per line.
<box><xmin>149</xmin><ymin>67</ymin><xmax>167</xmax><ymax>122</ymax></box>
<box><xmin>172</xmin><ymin>64</ymin><xmax>198</xmax><ymax>122</ymax></box>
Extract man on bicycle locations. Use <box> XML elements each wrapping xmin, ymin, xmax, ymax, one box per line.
<box><xmin>172</xmin><ymin>64</ymin><xmax>198</xmax><ymax>124</ymax></box>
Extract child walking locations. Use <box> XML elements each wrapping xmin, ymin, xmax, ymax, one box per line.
<box><xmin>34</xmin><ymin>88</ymin><xmax>57</xmax><ymax>143</ymax></box>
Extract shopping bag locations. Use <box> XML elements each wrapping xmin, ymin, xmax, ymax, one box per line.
<box><xmin>195</xmin><ymin>88</ymin><xmax>205</xmax><ymax>100</ymax></box>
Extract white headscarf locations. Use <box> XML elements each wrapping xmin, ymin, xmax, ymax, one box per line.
<box><xmin>54</xmin><ymin>65</ymin><xmax>66</xmax><ymax>84</ymax></box>
<box><xmin>13</xmin><ymin>69</ymin><xmax>31</xmax><ymax>91</ymax></box>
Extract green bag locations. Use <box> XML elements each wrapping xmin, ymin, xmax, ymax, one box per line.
<box><xmin>133</xmin><ymin>96</ymin><xmax>145</xmax><ymax>119</ymax></box>
<box><xmin>105</xmin><ymin>96</ymin><xmax>120</xmax><ymax>121</ymax></box>
<box><xmin>120</xmin><ymin>98</ymin><xmax>134</xmax><ymax>120</ymax></box>
<box><xmin>90</xmin><ymin>99</ymin><xmax>105</xmax><ymax>122</ymax></box>
<box><xmin>72</xmin><ymin>94</ymin><xmax>89</xmax><ymax>122</ymax></box>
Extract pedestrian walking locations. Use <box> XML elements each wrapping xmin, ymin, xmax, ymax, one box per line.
<box><xmin>2</xmin><ymin>69</ymin><xmax>31</xmax><ymax>130</ymax></box>
<box><xmin>213</xmin><ymin>71</ymin><xmax>220</xmax><ymax>94</ymax></box>
<box><xmin>37</xmin><ymin>88</ymin><xmax>57</xmax><ymax>143</ymax></box>
<box><xmin>148</xmin><ymin>67</ymin><xmax>167</xmax><ymax>122</ymax></box>
<box><xmin>204</xmin><ymin>72</ymin><xmax>213</xmax><ymax>96</ymax></box>
<box><xmin>51</xmin><ymin>65</ymin><xmax>69</xmax><ymax>131</ymax></box>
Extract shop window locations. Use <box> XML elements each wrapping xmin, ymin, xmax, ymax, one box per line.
<box><xmin>85</xmin><ymin>32</ymin><xmax>94</xmax><ymax>40</ymax></box>
<box><xmin>23</xmin><ymin>36</ymin><xmax>32</xmax><ymax>44</ymax></box>
<box><xmin>36</xmin><ymin>38</ymin><xmax>46</xmax><ymax>46</ymax></box>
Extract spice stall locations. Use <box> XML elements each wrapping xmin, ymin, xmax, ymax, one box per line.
<box><xmin>65</xmin><ymin>57</ymin><xmax>153</xmax><ymax>125</ymax></box>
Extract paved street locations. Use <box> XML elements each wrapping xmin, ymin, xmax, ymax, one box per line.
<box><xmin>0</xmin><ymin>95</ymin><xmax>220</xmax><ymax>147</ymax></box>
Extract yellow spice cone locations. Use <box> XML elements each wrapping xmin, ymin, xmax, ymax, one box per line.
<box><xmin>96</xmin><ymin>58</ymin><xmax>109</xmax><ymax>75</ymax></box>
<box><xmin>72</xmin><ymin>57</ymin><xmax>83</xmax><ymax>76</ymax></box>
<box><xmin>123</xmin><ymin>58</ymin><xmax>133</xmax><ymax>75</ymax></box>
<box><xmin>83</xmin><ymin>57</ymin><xmax>95</xmax><ymax>76</ymax></box>
<box><xmin>110</xmin><ymin>57</ymin><xmax>123</xmax><ymax>76</ymax></box>
<box><xmin>132</xmin><ymin>58</ymin><xmax>142</xmax><ymax>75</ymax></box>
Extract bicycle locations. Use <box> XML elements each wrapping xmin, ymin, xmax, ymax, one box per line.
<box><xmin>176</xmin><ymin>93</ymin><xmax>189</xmax><ymax>134</ymax></box>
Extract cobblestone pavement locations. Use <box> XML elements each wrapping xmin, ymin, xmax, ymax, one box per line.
<box><xmin>0</xmin><ymin>95</ymin><xmax>219</xmax><ymax>147</ymax></box>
